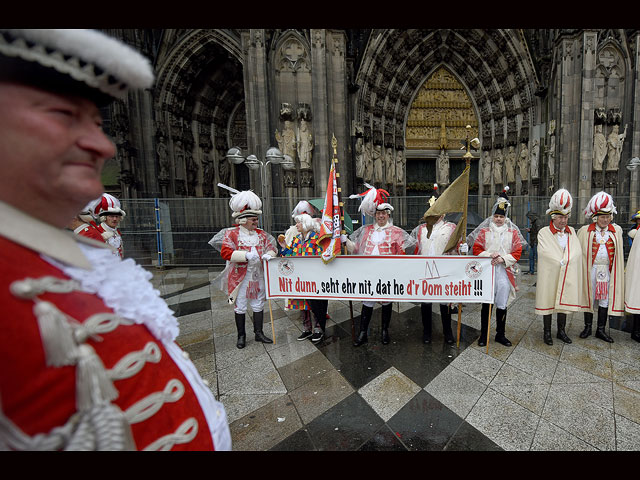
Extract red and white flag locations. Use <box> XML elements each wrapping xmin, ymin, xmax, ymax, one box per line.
<box><xmin>318</xmin><ymin>158</ymin><xmax>342</xmax><ymax>264</ymax></box>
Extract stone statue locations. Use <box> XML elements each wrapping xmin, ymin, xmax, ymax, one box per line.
<box><xmin>373</xmin><ymin>144</ymin><xmax>383</xmax><ymax>184</ymax></box>
<box><xmin>297</xmin><ymin>118</ymin><xmax>313</xmax><ymax>170</ymax></box>
<box><xmin>547</xmin><ymin>120</ymin><xmax>556</xmax><ymax>178</ymax></box>
<box><xmin>275</xmin><ymin>120</ymin><xmax>297</xmax><ymax>166</ymax></box>
<box><xmin>482</xmin><ymin>150</ymin><xmax>492</xmax><ymax>185</ymax></box>
<box><xmin>505</xmin><ymin>145</ymin><xmax>516</xmax><ymax>184</ymax></box>
<box><xmin>593</xmin><ymin>124</ymin><xmax>607</xmax><ymax>171</ymax></box>
<box><xmin>384</xmin><ymin>146</ymin><xmax>395</xmax><ymax>185</ymax></box>
<box><xmin>355</xmin><ymin>130</ymin><xmax>365</xmax><ymax>179</ymax></box>
<box><xmin>437</xmin><ymin>149</ymin><xmax>449</xmax><ymax>185</ymax></box>
<box><xmin>218</xmin><ymin>148</ymin><xmax>230</xmax><ymax>186</ymax></box>
<box><xmin>493</xmin><ymin>148</ymin><xmax>504</xmax><ymax>185</ymax></box>
<box><xmin>530</xmin><ymin>139</ymin><xmax>540</xmax><ymax>179</ymax></box>
<box><xmin>202</xmin><ymin>154</ymin><xmax>214</xmax><ymax>197</ymax></box>
<box><xmin>364</xmin><ymin>140</ymin><xmax>373</xmax><ymax>183</ymax></box>
<box><xmin>395</xmin><ymin>149</ymin><xmax>405</xmax><ymax>185</ymax></box>
<box><xmin>186</xmin><ymin>151</ymin><xmax>198</xmax><ymax>194</ymax></box>
<box><xmin>518</xmin><ymin>142</ymin><xmax>529</xmax><ymax>181</ymax></box>
<box><xmin>157</xmin><ymin>136</ymin><xmax>170</xmax><ymax>179</ymax></box>
<box><xmin>606</xmin><ymin>124</ymin><xmax>627</xmax><ymax>171</ymax></box>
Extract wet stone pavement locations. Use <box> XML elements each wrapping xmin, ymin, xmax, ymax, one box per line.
<box><xmin>149</xmin><ymin>265</ymin><xmax>640</xmax><ymax>451</ymax></box>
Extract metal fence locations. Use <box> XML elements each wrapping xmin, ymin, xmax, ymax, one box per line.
<box><xmin>118</xmin><ymin>195</ymin><xmax>637</xmax><ymax>267</ymax></box>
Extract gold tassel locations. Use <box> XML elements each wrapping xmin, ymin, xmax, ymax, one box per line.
<box><xmin>34</xmin><ymin>301</ymin><xmax>78</xmax><ymax>367</ymax></box>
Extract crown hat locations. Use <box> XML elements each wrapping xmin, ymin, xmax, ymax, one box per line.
<box><xmin>546</xmin><ymin>188</ymin><xmax>573</xmax><ymax>216</ymax></box>
<box><xmin>291</xmin><ymin>200</ymin><xmax>314</xmax><ymax>218</ymax></box>
<box><xmin>583</xmin><ymin>191</ymin><xmax>617</xmax><ymax>219</ymax></box>
<box><xmin>217</xmin><ymin>183</ymin><xmax>263</xmax><ymax>220</ymax></box>
<box><xmin>0</xmin><ymin>29</ymin><xmax>154</xmax><ymax>105</ymax></box>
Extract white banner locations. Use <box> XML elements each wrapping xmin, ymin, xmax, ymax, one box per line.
<box><xmin>264</xmin><ymin>255</ymin><xmax>495</xmax><ymax>303</ymax></box>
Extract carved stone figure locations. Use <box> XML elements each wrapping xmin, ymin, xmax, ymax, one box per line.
<box><xmin>505</xmin><ymin>145</ymin><xmax>516</xmax><ymax>184</ymax></box>
<box><xmin>530</xmin><ymin>139</ymin><xmax>540</xmax><ymax>179</ymax></box>
<box><xmin>297</xmin><ymin>118</ymin><xmax>313</xmax><ymax>170</ymax></box>
<box><xmin>373</xmin><ymin>144</ymin><xmax>383</xmax><ymax>184</ymax></box>
<box><xmin>395</xmin><ymin>149</ymin><xmax>405</xmax><ymax>185</ymax></box>
<box><xmin>606</xmin><ymin>124</ymin><xmax>627</xmax><ymax>171</ymax></box>
<box><xmin>593</xmin><ymin>124</ymin><xmax>607</xmax><ymax>171</ymax></box>
<box><xmin>364</xmin><ymin>140</ymin><xmax>373</xmax><ymax>183</ymax></box>
<box><xmin>218</xmin><ymin>148</ymin><xmax>231</xmax><ymax>187</ymax></box>
<box><xmin>384</xmin><ymin>146</ymin><xmax>395</xmax><ymax>185</ymax></box>
<box><xmin>518</xmin><ymin>142</ymin><xmax>529</xmax><ymax>181</ymax></box>
<box><xmin>437</xmin><ymin>149</ymin><xmax>449</xmax><ymax>185</ymax></box>
<box><xmin>275</xmin><ymin>120</ymin><xmax>297</xmax><ymax>167</ymax></box>
<box><xmin>493</xmin><ymin>148</ymin><xmax>504</xmax><ymax>185</ymax></box>
<box><xmin>482</xmin><ymin>150</ymin><xmax>492</xmax><ymax>185</ymax></box>
<box><xmin>355</xmin><ymin>128</ymin><xmax>364</xmax><ymax>178</ymax></box>
<box><xmin>157</xmin><ymin>136</ymin><xmax>170</xmax><ymax>180</ymax></box>
<box><xmin>186</xmin><ymin>152</ymin><xmax>198</xmax><ymax>194</ymax></box>
<box><xmin>547</xmin><ymin>120</ymin><xmax>556</xmax><ymax>178</ymax></box>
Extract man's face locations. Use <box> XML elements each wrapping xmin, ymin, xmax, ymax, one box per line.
<box><xmin>492</xmin><ymin>214</ymin><xmax>506</xmax><ymax>227</ymax></box>
<box><xmin>104</xmin><ymin>214</ymin><xmax>122</xmax><ymax>229</ymax></box>
<box><xmin>0</xmin><ymin>83</ymin><xmax>116</xmax><ymax>226</ymax></box>
<box><xmin>244</xmin><ymin>216</ymin><xmax>259</xmax><ymax>231</ymax></box>
<box><xmin>375</xmin><ymin>209</ymin><xmax>390</xmax><ymax>226</ymax></box>
<box><xmin>552</xmin><ymin>214</ymin><xmax>569</xmax><ymax>231</ymax></box>
<box><xmin>596</xmin><ymin>214</ymin><xmax>611</xmax><ymax>229</ymax></box>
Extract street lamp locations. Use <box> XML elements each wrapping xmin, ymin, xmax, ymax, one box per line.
<box><xmin>226</xmin><ymin>146</ymin><xmax>293</xmax><ymax>231</ymax></box>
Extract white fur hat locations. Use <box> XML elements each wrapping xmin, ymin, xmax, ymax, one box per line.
<box><xmin>546</xmin><ymin>188</ymin><xmax>573</xmax><ymax>216</ymax></box>
<box><xmin>0</xmin><ymin>29</ymin><xmax>154</xmax><ymax>105</ymax></box>
<box><xmin>95</xmin><ymin>193</ymin><xmax>126</xmax><ymax>217</ymax></box>
<box><xmin>349</xmin><ymin>183</ymin><xmax>393</xmax><ymax>217</ymax></box>
<box><xmin>583</xmin><ymin>191</ymin><xmax>617</xmax><ymax>218</ymax></box>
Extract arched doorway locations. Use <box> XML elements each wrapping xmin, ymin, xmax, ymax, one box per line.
<box><xmin>404</xmin><ymin>65</ymin><xmax>479</xmax><ymax>196</ymax></box>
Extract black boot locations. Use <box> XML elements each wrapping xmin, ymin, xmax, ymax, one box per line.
<box><xmin>235</xmin><ymin>312</ymin><xmax>246</xmax><ymax>349</ymax></box>
<box><xmin>354</xmin><ymin>305</ymin><xmax>373</xmax><ymax>347</ymax></box>
<box><xmin>579</xmin><ymin>312</ymin><xmax>593</xmax><ymax>338</ymax></box>
<box><xmin>381</xmin><ymin>303</ymin><xmax>393</xmax><ymax>345</ymax></box>
<box><xmin>556</xmin><ymin>313</ymin><xmax>572</xmax><ymax>344</ymax></box>
<box><xmin>543</xmin><ymin>315</ymin><xmax>553</xmax><ymax>345</ymax></box>
<box><xmin>478</xmin><ymin>303</ymin><xmax>489</xmax><ymax>347</ymax></box>
<box><xmin>632</xmin><ymin>314</ymin><xmax>640</xmax><ymax>343</ymax></box>
<box><xmin>595</xmin><ymin>306</ymin><xmax>614</xmax><ymax>343</ymax></box>
<box><xmin>440</xmin><ymin>304</ymin><xmax>455</xmax><ymax>345</ymax></box>
<box><xmin>421</xmin><ymin>303</ymin><xmax>432</xmax><ymax>344</ymax></box>
<box><xmin>495</xmin><ymin>308</ymin><xmax>512</xmax><ymax>347</ymax></box>
<box><xmin>253</xmin><ymin>311</ymin><xmax>273</xmax><ymax>344</ymax></box>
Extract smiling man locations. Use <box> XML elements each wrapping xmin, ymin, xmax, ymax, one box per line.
<box><xmin>0</xmin><ymin>29</ymin><xmax>230</xmax><ymax>451</ymax></box>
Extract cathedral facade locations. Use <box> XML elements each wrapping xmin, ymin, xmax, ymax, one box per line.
<box><xmin>102</xmin><ymin>29</ymin><xmax>640</xmax><ymax>216</ymax></box>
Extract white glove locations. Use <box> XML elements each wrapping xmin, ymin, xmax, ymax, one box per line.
<box><xmin>459</xmin><ymin>243</ymin><xmax>469</xmax><ymax>254</ymax></box>
<box><xmin>341</xmin><ymin>234</ymin><xmax>348</xmax><ymax>243</ymax></box>
<box><xmin>245</xmin><ymin>251</ymin><xmax>259</xmax><ymax>263</ymax></box>
<box><xmin>261</xmin><ymin>253</ymin><xmax>272</xmax><ymax>260</ymax></box>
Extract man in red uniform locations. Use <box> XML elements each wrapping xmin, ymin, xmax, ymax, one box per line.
<box><xmin>209</xmin><ymin>184</ymin><xmax>278</xmax><ymax>349</ymax></box>
<box><xmin>346</xmin><ymin>184</ymin><xmax>415</xmax><ymax>346</ymax></box>
<box><xmin>0</xmin><ymin>29</ymin><xmax>230</xmax><ymax>450</ymax></box>
<box><xmin>94</xmin><ymin>193</ymin><xmax>126</xmax><ymax>258</ymax></box>
<box><xmin>68</xmin><ymin>198</ymin><xmax>105</xmax><ymax>243</ymax></box>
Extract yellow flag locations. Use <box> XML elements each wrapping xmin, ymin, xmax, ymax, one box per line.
<box><xmin>423</xmin><ymin>164</ymin><xmax>470</xmax><ymax>253</ymax></box>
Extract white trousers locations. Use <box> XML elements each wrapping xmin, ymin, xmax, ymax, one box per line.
<box><xmin>234</xmin><ymin>274</ymin><xmax>266</xmax><ymax>314</ymax></box>
<box><xmin>493</xmin><ymin>266</ymin><xmax>511</xmax><ymax>310</ymax></box>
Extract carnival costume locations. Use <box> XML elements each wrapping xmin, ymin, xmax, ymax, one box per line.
<box><xmin>467</xmin><ymin>188</ymin><xmax>526</xmax><ymax>347</ymax></box>
<box><xmin>209</xmin><ymin>185</ymin><xmax>277</xmax><ymax>349</ymax></box>
<box><xmin>577</xmin><ymin>191</ymin><xmax>625</xmax><ymax>343</ymax></box>
<box><xmin>535</xmin><ymin>189</ymin><xmax>588</xmax><ymax>345</ymax></box>
<box><xmin>280</xmin><ymin>213</ymin><xmax>326</xmax><ymax>342</ymax></box>
<box><xmin>347</xmin><ymin>185</ymin><xmax>415</xmax><ymax>346</ymax></box>
<box><xmin>93</xmin><ymin>193</ymin><xmax>126</xmax><ymax>258</ymax></box>
<box><xmin>410</xmin><ymin>188</ymin><xmax>468</xmax><ymax>344</ymax></box>
<box><xmin>0</xmin><ymin>29</ymin><xmax>230</xmax><ymax>451</ymax></box>
<box><xmin>625</xmin><ymin>216</ymin><xmax>640</xmax><ymax>341</ymax></box>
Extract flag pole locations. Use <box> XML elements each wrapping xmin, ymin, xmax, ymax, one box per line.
<box><xmin>330</xmin><ymin>134</ymin><xmax>355</xmax><ymax>340</ymax></box>
<box><xmin>457</xmin><ymin>125</ymin><xmax>473</xmax><ymax>349</ymax></box>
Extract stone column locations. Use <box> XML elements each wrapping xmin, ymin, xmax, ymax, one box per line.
<box><xmin>578</xmin><ymin>31</ymin><xmax>598</xmax><ymax>206</ymax></box>
<box><xmin>631</xmin><ymin>32</ymin><xmax>640</xmax><ymax>214</ymax></box>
